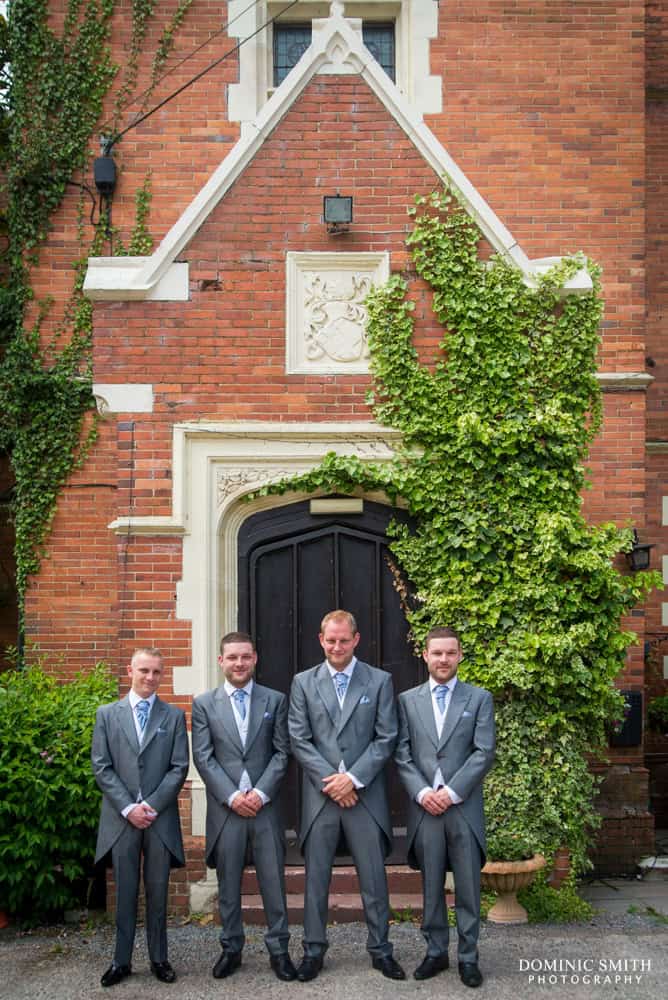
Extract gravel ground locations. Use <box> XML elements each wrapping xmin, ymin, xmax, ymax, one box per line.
<box><xmin>1</xmin><ymin>910</ymin><xmax>666</xmax><ymax>1000</ymax></box>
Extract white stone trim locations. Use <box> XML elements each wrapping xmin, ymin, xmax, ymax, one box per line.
<box><xmin>663</xmin><ymin>497</ymin><xmax>668</xmax><ymax>527</ymax></box>
<box><xmin>84</xmin><ymin>259</ymin><xmax>189</xmax><ymax>301</ymax></box>
<box><xmin>595</xmin><ymin>372</ymin><xmax>654</xmax><ymax>391</ymax></box>
<box><xmin>84</xmin><ymin>9</ymin><xmax>590</xmax><ymax>301</ymax></box>
<box><xmin>108</xmin><ymin>422</ymin><xmax>402</xmax><ymax>699</ymax></box>
<box><xmin>93</xmin><ymin>383</ymin><xmax>154</xmax><ymax>414</ymax></box>
<box><xmin>663</xmin><ymin>555</ymin><xmax>668</xmax><ymax>586</ymax></box>
<box><xmin>647</xmin><ymin>441</ymin><xmax>668</xmax><ymax>453</ymax></box>
<box><xmin>662</xmin><ymin>604</ymin><xmax>668</xmax><ymax>628</ymax></box>
<box><xmin>664</xmin><ymin>656</ymin><xmax>668</xmax><ymax>682</ymax></box>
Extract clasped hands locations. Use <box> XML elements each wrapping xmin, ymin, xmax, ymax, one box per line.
<box><xmin>230</xmin><ymin>790</ymin><xmax>264</xmax><ymax>817</ymax></box>
<box><xmin>322</xmin><ymin>772</ymin><xmax>358</xmax><ymax>808</ymax></box>
<box><xmin>127</xmin><ymin>802</ymin><xmax>158</xmax><ymax>829</ymax></box>
<box><xmin>421</xmin><ymin>788</ymin><xmax>453</xmax><ymax>816</ymax></box>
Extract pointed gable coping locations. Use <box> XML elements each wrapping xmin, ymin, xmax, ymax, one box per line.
<box><xmin>83</xmin><ymin>11</ymin><xmax>592</xmax><ymax>302</ymax></box>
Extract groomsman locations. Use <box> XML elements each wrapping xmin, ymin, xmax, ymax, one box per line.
<box><xmin>288</xmin><ymin>610</ymin><xmax>405</xmax><ymax>982</ymax></box>
<box><xmin>92</xmin><ymin>648</ymin><xmax>188</xmax><ymax>987</ymax></box>
<box><xmin>395</xmin><ymin>627</ymin><xmax>495</xmax><ymax>988</ymax></box>
<box><xmin>192</xmin><ymin>632</ymin><xmax>295</xmax><ymax>981</ymax></box>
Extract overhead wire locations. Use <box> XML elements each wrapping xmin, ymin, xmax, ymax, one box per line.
<box><xmin>104</xmin><ymin>0</ymin><xmax>300</xmax><ymax>153</ymax></box>
<box><xmin>104</xmin><ymin>0</ymin><xmax>266</xmax><ymax>127</ymax></box>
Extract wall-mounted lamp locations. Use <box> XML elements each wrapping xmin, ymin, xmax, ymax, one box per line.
<box><xmin>626</xmin><ymin>529</ymin><xmax>654</xmax><ymax>572</ymax></box>
<box><xmin>324</xmin><ymin>194</ymin><xmax>353</xmax><ymax>234</ymax></box>
<box><xmin>93</xmin><ymin>156</ymin><xmax>117</xmax><ymax>196</ymax></box>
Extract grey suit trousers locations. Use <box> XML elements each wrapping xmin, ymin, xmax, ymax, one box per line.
<box><xmin>303</xmin><ymin>799</ymin><xmax>392</xmax><ymax>959</ymax></box>
<box><xmin>413</xmin><ymin>807</ymin><xmax>481</xmax><ymax>964</ymax></box>
<box><xmin>111</xmin><ymin>824</ymin><xmax>171</xmax><ymax>966</ymax></box>
<box><xmin>212</xmin><ymin>804</ymin><xmax>289</xmax><ymax>956</ymax></box>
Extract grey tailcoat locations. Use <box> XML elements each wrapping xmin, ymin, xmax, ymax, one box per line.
<box><xmin>395</xmin><ymin>680</ymin><xmax>495</xmax><ymax>868</ymax></box>
<box><xmin>91</xmin><ymin>695</ymin><xmax>189</xmax><ymax>866</ymax></box>
<box><xmin>191</xmin><ymin>683</ymin><xmax>290</xmax><ymax>867</ymax></box>
<box><xmin>288</xmin><ymin>660</ymin><xmax>397</xmax><ymax>854</ymax></box>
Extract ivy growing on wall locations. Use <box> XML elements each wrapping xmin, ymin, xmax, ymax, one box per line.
<box><xmin>0</xmin><ymin>0</ymin><xmax>183</xmax><ymax>630</ymax></box>
<box><xmin>255</xmin><ymin>188</ymin><xmax>661</xmax><ymax>870</ymax></box>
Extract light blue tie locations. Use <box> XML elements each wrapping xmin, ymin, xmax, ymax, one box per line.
<box><xmin>233</xmin><ymin>689</ymin><xmax>247</xmax><ymax>721</ymax></box>
<box><xmin>334</xmin><ymin>672</ymin><xmax>349</xmax><ymax>701</ymax></box>
<box><xmin>136</xmin><ymin>699</ymin><xmax>150</xmax><ymax>732</ymax></box>
<box><xmin>434</xmin><ymin>684</ymin><xmax>449</xmax><ymax>714</ymax></box>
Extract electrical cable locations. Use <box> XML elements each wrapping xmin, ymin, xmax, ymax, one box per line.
<box><xmin>103</xmin><ymin>0</ymin><xmax>266</xmax><ymax>127</ymax></box>
<box><xmin>104</xmin><ymin>0</ymin><xmax>300</xmax><ymax>153</ymax></box>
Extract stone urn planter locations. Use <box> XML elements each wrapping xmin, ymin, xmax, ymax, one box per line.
<box><xmin>481</xmin><ymin>853</ymin><xmax>546</xmax><ymax>924</ymax></box>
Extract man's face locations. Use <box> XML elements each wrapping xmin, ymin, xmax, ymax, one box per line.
<box><xmin>319</xmin><ymin>619</ymin><xmax>360</xmax><ymax>671</ymax></box>
<box><xmin>219</xmin><ymin>641</ymin><xmax>257</xmax><ymax>689</ymax></box>
<box><xmin>423</xmin><ymin>636</ymin><xmax>463</xmax><ymax>685</ymax></box>
<box><xmin>127</xmin><ymin>653</ymin><xmax>163</xmax><ymax>699</ymax></box>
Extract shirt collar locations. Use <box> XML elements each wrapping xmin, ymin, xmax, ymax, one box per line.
<box><xmin>429</xmin><ymin>675</ymin><xmax>458</xmax><ymax>693</ymax></box>
<box><xmin>326</xmin><ymin>657</ymin><xmax>357</xmax><ymax>680</ymax></box>
<box><xmin>224</xmin><ymin>678</ymin><xmax>254</xmax><ymax>698</ymax></box>
<box><xmin>129</xmin><ymin>690</ymin><xmax>157</xmax><ymax>709</ymax></box>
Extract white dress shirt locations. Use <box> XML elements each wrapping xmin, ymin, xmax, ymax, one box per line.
<box><xmin>326</xmin><ymin>658</ymin><xmax>363</xmax><ymax>789</ymax></box>
<box><xmin>224</xmin><ymin>679</ymin><xmax>269</xmax><ymax>808</ymax></box>
<box><xmin>416</xmin><ymin>675</ymin><xmax>463</xmax><ymax>806</ymax></box>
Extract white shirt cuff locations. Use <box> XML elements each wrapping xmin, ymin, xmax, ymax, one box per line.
<box><xmin>347</xmin><ymin>772</ymin><xmax>364</xmax><ymax>790</ymax></box>
<box><xmin>416</xmin><ymin>786</ymin><xmax>431</xmax><ymax>805</ymax></box>
<box><xmin>444</xmin><ymin>784</ymin><xmax>462</xmax><ymax>804</ymax></box>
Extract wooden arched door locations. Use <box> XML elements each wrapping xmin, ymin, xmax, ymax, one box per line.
<box><xmin>237</xmin><ymin>497</ymin><xmax>422</xmax><ymax>861</ymax></box>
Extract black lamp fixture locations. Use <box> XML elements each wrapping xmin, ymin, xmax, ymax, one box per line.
<box><xmin>626</xmin><ymin>529</ymin><xmax>654</xmax><ymax>572</ymax></box>
<box><xmin>324</xmin><ymin>194</ymin><xmax>353</xmax><ymax>234</ymax></box>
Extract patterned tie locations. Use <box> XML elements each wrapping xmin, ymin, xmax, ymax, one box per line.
<box><xmin>233</xmin><ymin>689</ymin><xmax>247</xmax><ymax>720</ymax></box>
<box><xmin>136</xmin><ymin>699</ymin><xmax>150</xmax><ymax>732</ymax></box>
<box><xmin>334</xmin><ymin>672</ymin><xmax>349</xmax><ymax>701</ymax></box>
<box><xmin>434</xmin><ymin>684</ymin><xmax>449</xmax><ymax>714</ymax></box>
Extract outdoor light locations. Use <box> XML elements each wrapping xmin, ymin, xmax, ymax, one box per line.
<box><xmin>324</xmin><ymin>194</ymin><xmax>353</xmax><ymax>234</ymax></box>
<box><xmin>626</xmin><ymin>529</ymin><xmax>654</xmax><ymax>572</ymax></box>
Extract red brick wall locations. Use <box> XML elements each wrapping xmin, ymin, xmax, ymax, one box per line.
<box><xmin>21</xmin><ymin>2</ymin><xmax>659</xmax><ymax>875</ymax></box>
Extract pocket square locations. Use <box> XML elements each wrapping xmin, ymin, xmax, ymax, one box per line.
<box><xmin>462</xmin><ymin>711</ymin><xmax>472</xmax><ymax>718</ymax></box>
<box><xmin>156</xmin><ymin>727</ymin><xmax>166</xmax><ymax>734</ymax></box>
<box><xmin>263</xmin><ymin>711</ymin><xmax>273</xmax><ymax>719</ymax></box>
<box><xmin>360</xmin><ymin>695</ymin><xmax>371</xmax><ymax>704</ymax></box>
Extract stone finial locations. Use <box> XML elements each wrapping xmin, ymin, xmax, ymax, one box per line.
<box><xmin>330</xmin><ymin>1</ymin><xmax>345</xmax><ymax>17</ymax></box>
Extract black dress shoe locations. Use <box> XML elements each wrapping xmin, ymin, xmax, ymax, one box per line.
<box><xmin>151</xmin><ymin>961</ymin><xmax>176</xmax><ymax>983</ymax></box>
<box><xmin>100</xmin><ymin>963</ymin><xmax>132</xmax><ymax>987</ymax></box>
<box><xmin>212</xmin><ymin>950</ymin><xmax>242</xmax><ymax>979</ymax></box>
<box><xmin>413</xmin><ymin>953</ymin><xmax>449</xmax><ymax>980</ymax></box>
<box><xmin>270</xmin><ymin>953</ymin><xmax>298</xmax><ymax>981</ymax></box>
<box><xmin>295</xmin><ymin>955</ymin><xmax>323</xmax><ymax>982</ymax></box>
<box><xmin>371</xmin><ymin>955</ymin><xmax>406</xmax><ymax>980</ymax></box>
<box><xmin>458</xmin><ymin>961</ymin><xmax>483</xmax><ymax>987</ymax></box>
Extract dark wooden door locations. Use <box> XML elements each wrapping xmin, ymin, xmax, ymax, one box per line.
<box><xmin>237</xmin><ymin>498</ymin><xmax>422</xmax><ymax>862</ymax></box>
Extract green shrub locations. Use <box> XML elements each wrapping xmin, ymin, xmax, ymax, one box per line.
<box><xmin>518</xmin><ymin>872</ymin><xmax>594</xmax><ymax>923</ymax></box>
<box><xmin>0</xmin><ymin>659</ymin><xmax>116</xmax><ymax>921</ymax></box>
<box><xmin>647</xmin><ymin>695</ymin><xmax>668</xmax><ymax>734</ymax></box>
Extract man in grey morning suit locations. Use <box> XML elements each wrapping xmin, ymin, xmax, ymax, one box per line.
<box><xmin>92</xmin><ymin>648</ymin><xmax>188</xmax><ymax>988</ymax></box>
<box><xmin>191</xmin><ymin>632</ymin><xmax>296</xmax><ymax>982</ymax></box>
<box><xmin>288</xmin><ymin>609</ymin><xmax>405</xmax><ymax>982</ymax></box>
<box><xmin>395</xmin><ymin>627</ymin><xmax>495</xmax><ymax>989</ymax></box>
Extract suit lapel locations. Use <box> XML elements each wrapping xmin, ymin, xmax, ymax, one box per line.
<box><xmin>245</xmin><ymin>684</ymin><xmax>267</xmax><ymax>753</ymax></box>
<box><xmin>415</xmin><ymin>682</ymin><xmax>439</xmax><ymax>748</ymax></box>
<box><xmin>438</xmin><ymin>681</ymin><xmax>469</xmax><ymax>749</ymax></box>
<box><xmin>215</xmin><ymin>685</ymin><xmax>244</xmax><ymax>753</ymax></box>
<box><xmin>316</xmin><ymin>662</ymin><xmax>341</xmax><ymax>727</ymax></box>
<box><xmin>139</xmin><ymin>697</ymin><xmax>167</xmax><ymax>754</ymax></box>
<box><xmin>337</xmin><ymin>661</ymin><xmax>368</xmax><ymax>734</ymax></box>
<box><xmin>118</xmin><ymin>696</ymin><xmax>140</xmax><ymax>752</ymax></box>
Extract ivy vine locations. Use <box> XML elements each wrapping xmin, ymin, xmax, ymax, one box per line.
<box><xmin>254</xmin><ymin>187</ymin><xmax>661</xmax><ymax>870</ymax></box>
<box><xmin>0</xmin><ymin>0</ymin><xmax>186</xmax><ymax>633</ymax></box>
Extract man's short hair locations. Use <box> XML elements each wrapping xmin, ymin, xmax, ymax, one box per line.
<box><xmin>320</xmin><ymin>609</ymin><xmax>358</xmax><ymax>634</ymax></box>
<box><xmin>220</xmin><ymin>631</ymin><xmax>256</xmax><ymax>654</ymax></box>
<box><xmin>424</xmin><ymin>627</ymin><xmax>461</xmax><ymax>650</ymax></box>
<box><xmin>131</xmin><ymin>647</ymin><xmax>163</xmax><ymax>666</ymax></box>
